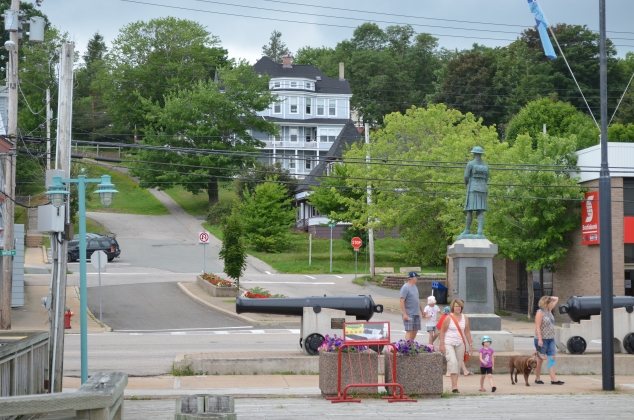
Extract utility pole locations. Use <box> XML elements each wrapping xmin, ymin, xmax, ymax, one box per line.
<box><xmin>365</xmin><ymin>123</ymin><xmax>374</xmax><ymax>277</ymax></box>
<box><xmin>46</xmin><ymin>87</ymin><xmax>50</xmax><ymax>169</ymax></box>
<box><xmin>49</xmin><ymin>42</ymin><xmax>74</xmax><ymax>393</ymax></box>
<box><xmin>598</xmin><ymin>0</ymin><xmax>614</xmax><ymax>392</ymax></box>
<box><xmin>1</xmin><ymin>0</ymin><xmax>20</xmax><ymax>330</ymax></box>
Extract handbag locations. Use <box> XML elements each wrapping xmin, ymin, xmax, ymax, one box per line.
<box><xmin>450</xmin><ymin>314</ymin><xmax>470</xmax><ymax>362</ymax></box>
<box><xmin>436</xmin><ymin>314</ymin><xmax>447</xmax><ymax>331</ymax></box>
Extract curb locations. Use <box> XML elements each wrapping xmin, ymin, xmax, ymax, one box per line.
<box><xmin>176</xmin><ymin>282</ymin><xmax>258</xmax><ymax>324</ymax></box>
<box><xmin>71</xmin><ymin>285</ymin><xmax>112</xmax><ymax>333</ymax></box>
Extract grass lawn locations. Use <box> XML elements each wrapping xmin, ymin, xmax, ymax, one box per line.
<box><xmin>82</xmin><ymin>163</ymin><xmax>169</xmax><ymax>215</ymax></box>
<box><xmin>164</xmin><ymin>183</ymin><xmax>237</xmax><ymax>218</ymax></box>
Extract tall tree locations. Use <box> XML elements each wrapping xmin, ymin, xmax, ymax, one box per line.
<box><xmin>96</xmin><ymin>17</ymin><xmax>228</xmax><ymax>135</ymax></box>
<box><xmin>130</xmin><ymin>64</ymin><xmax>278</xmax><ymax>206</ymax></box>
<box><xmin>219</xmin><ymin>210</ymin><xmax>247</xmax><ymax>290</ymax></box>
<box><xmin>261</xmin><ymin>30</ymin><xmax>291</xmax><ymax>63</ymax></box>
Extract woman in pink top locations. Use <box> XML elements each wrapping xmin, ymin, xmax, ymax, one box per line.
<box><xmin>439</xmin><ymin>299</ymin><xmax>474</xmax><ymax>393</ymax></box>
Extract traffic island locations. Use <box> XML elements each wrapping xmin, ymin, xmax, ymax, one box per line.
<box><xmin>196</xmin><ymin>275</ymin><xmax>238</xmax><ymax>298</ymax></box>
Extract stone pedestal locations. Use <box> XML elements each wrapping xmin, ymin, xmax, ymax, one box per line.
<box><xmin>447</xmin><ymin>238</ymin><xmax>514</xmax><ymax>350</ymax></box>
<box><xmin>301</xmin><ymin>307</ymin><xmax>347</xmax><ymax>355</ymax></box>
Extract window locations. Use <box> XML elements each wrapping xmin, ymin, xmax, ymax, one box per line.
<box><xmin>290</xmin><ymin>159</ymin><xmax>296</xmax><ymax>169</ymax></box>
<box><xmin>274</xmin><ymin>81</ymin><xmax>280</xmax><ymax>88</ymax></box>
<box><xmin>290</xmin><ymin>128</ymin><xmax>298</xmax><ymax>142</ymax></box>
<box><xmin>273</xmin><ymin>101</ymin><xmax>281</xmax><ymax>114</ymax></box>
<box><xmin>306</xmin><ymin>82</ymin><xmax>312</xmax><ymax>89</ymax></box>
<box><xmin>290</xmin><ymin>81</ymin><xmax>297</xmax><ymax>88</ymax></box>
<box><xmin>319</xmin><ymin>128</ymin><xmax>340</xmax><ymax>142</ymax></box>
<box><xmin>317</xmin><ymin>99</ymin><xmax>325</xmax><ymax>116</ymax></box>
<box><xmin>305</xmin><ymin>157</ymin><xmax>312</xmax><ymax>170</ymax></box>
<box><xmin>625</xmin><ymin>178</ymin><xmax>634</xmax><ymax>216</ymax></box>
<box><xmin>626</xmin><ymin>244</ymin><xmax>634</xmax><ymax>264</ymax></box>
<box><xmin>290</xmin><ymin>97</ymin><xmax>298</xmax><ymax>113</ymax></box>
<box><xmin>305</xmin><ymin>132</ymin><xmax>312</xmax><ymax>142</ymax></box>
<box><xmin>274</xmin><ymin>134</ymin><xmax>281</xmax><ymax>142</ymax></box>
<box><xmin>306</xmin><ymin>98</ymin><xmax>312</xmax><ymax>115</ymax></box>
<box><xmin>329</xmin><ymin>100</ymin><xmax>336</xmax><ymax>116</ymax></box>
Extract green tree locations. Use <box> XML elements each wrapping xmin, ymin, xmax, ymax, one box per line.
<box><xmin>96</xmin><ymin>17</ymin><xmax>228</xmax><ymax>135</ymax></box>
<box><xmin>294</xmin><ymin>46</ymin><xmax>336</xmax><ymax>71</ymax></box>
<box><xmin>219</xmin><ymin>210</ymin><xmax>247</xmax><ymax>290</ymax></box>
<box><xmin>342</xmin><ymin>104</ymin><xmax>507</xmax><ymax>266</ymax></box>
<box><xmin>614</xmin><ymin>52</ymin><xmax>634</xmax><ymax>125</ymax></box>
<box><xmin>486</xmin><ymin>133</ymin><xmax>584</xmax><ymax>317</ymax></box>
<box><xmin>240</xmin><ymin>180</ymin><xmax>296</xmax><ymax>253</ymax></box>
<box><xmin>130</xmin><ymin>64</ymin><xmax>278</xmax><ymax>206</ymax></box>
<box><xmin>505</xmin><ymin>98</ymin><xmax>599</xmax><ymax>149</ymax></box>
<box><xmin>607</xmin><ymin>123</ymin><xmax>634</xmax><ymax>142</ymax></box>
<box><xmin>261</xmin><ymin>30</ymin><xmax>291</xmax><ymax>64</ymax></box>
<box><xmin>234</xmin><ymin>162</ymin><xmax>298</xmax><ymax>201</ymax></box>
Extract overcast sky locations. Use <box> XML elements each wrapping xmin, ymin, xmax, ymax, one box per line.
<box><xmin>37</xmin><ymin>0</ymin><xmax>634</xmax><ymax>63</ymax></box>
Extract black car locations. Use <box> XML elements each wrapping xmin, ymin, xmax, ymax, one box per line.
<box><xmin>67</xmin><ymin>233</ymin><xmax>121</xmax><ymax>262</ymax></box>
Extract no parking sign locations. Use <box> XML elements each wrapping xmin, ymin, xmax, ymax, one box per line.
<box><xmin>199</xmin><ymin>231</ymin><xmax>210</xmax><ymax>244</ymax></box>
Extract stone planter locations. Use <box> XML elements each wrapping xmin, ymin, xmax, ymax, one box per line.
<box><xmin>196</xmin><ymin>275</ymin><xmax>238</xmax><ymax>298</ymax></box>
<box><xmin>319</xmin><ymin>350</ymin><xmax>378</xmax><ymax>396</ymax></box>
<box><xmin>385</xmin><ymin>351</ymin><xmax>443</xmax><ymax>398</ymax></box>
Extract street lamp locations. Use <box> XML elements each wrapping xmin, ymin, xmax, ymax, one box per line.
<box><xmin>45</xmin><ymin>174</ymin><xmax>118</xmax><ymax>384</ymax></box>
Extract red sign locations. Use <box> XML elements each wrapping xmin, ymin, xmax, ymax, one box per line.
<box><xmin>625</xmin><ymin>217</ymin><xmax>634</xmax><ymax>244</ymax></box>
<box><xmin>351</xmin><ymin>237</ymin><xmax>362</xmax><ymax>250</ymax></box>
<box><xmin>582</xmin><ymin>192</ymin><xmax>599</xmax><ymax>245</ymax></box>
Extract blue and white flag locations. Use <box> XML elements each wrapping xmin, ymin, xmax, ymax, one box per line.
<box><xmin>527</xmin><ymin>0</ymin><xmax>556</xmax><ymax>60</ymax></box>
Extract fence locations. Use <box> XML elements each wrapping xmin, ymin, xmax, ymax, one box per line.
<box><xmin>496</xmin><ymin>288</ymin><xmax>553</xmax><ymax>315</ymax></box>
<box><xmin>74</xmin><ymin>144</ymin><xmax>123</xmax><ymax>159</ymax></box>
<box><xmin>0</xmin><ymin>331</ymin><xmax>49</xmax><ymax>420</ymax></box>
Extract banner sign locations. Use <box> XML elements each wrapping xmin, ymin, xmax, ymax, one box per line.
<box><xmin>582</xmin><ymin>191</ymin><xmax>599</xmax><ymax>245</ymax></box>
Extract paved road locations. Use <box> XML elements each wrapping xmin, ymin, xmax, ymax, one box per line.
<box><xmin>45</xmin><ymin>394</ymin><xmax>632</xmax><ymax>419</ymax></box>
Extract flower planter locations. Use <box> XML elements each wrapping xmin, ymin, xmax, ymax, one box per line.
<box><xmin>319</xmin><ymin>349</ymin><xmax>378</xmax><ymax>396</ymax></box>
<box><xmin>385</xmin><ymin>351</ymin><xmax>443</xmax><ymax>397</ymax></box>
<box><xmin>196</xmin><ymin>275</ymin><xmax>238</xmax><ymax>298</ymax></box>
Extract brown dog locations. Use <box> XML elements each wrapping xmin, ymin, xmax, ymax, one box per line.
<box><xmin>509</xmin><ymin>353</ymin><xmax>539</xmax><ymax>386</ymax></box>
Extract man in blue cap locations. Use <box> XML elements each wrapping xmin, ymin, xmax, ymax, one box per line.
<box><xmin>460</xmin><ymin>146</ymin><xmax>489</xmax><ymax>238</ymax></box>
<box><xmin>400</xmin><ymin>271</ymin><xmax>424</xmax><ymax>341</ymax></box>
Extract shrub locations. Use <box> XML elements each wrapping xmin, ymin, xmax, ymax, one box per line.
<box><xmin>206</xmin><ymin>201</ymin><xmax>235</xmax><ymax>225</ymax></box>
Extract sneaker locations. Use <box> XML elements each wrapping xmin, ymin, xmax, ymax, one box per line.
<box><xmin>551</xmin><ymin>381</ymin><xmax>564</xmax><ymax>385</ymax></box>
<box><xmin>534</xmin><ymin>380</ymin><xmax>544</xmax><ymax>384</ymax></box>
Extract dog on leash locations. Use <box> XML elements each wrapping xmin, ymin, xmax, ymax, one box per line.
<box><xmin>509</xmin><ymin>352</ymin><xmax>539</xmax><ymax>386</ymax></box>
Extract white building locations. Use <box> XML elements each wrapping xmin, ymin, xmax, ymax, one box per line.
<box><xmin>252</xmin><ymin>56</ymin><xmax>353</xmax><ymax>178</ymax></box>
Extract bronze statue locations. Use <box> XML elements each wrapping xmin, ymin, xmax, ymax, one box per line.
<box><xmin>459</xmin><ymin>146</ymin><xmax>489</xmax><ymax>239</ymax></box>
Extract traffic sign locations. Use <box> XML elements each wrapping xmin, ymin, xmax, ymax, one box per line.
<box><xmin>351</xmin><ymin>237</ymin><xmax>363</xmax><ymax>250</ymax></box>
<box><xmin>0</xmin><ymin>250</ymin><xmax>16</xmax><ymax>256</ymax></box>
<box><xmin>199</xmin><ymin>231</ymin><xmax>210</xmax><ymax>244</ymax></box>
<box><xmin>90</xmin><ymin>250</ymin><xmax>108</xmax><ymax>269</ymax></box>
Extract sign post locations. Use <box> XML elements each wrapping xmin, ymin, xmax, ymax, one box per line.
<box><xmin>328</xmin><ymin>223</ymin><xmax>335</xmax><ymax>272</ymax></box>
<box><xmin>90</xmin><ymin>250</ymin><xmax>108</xmax><ymax>327</ymax></box>
<box><xmin>199</xmin><ymin>231</ymin><xmax>210</xmax><ymax>273</ymax></box>
<box><xmin>351</xmin><ymin>237</ymin><xmax>362</xmax><ymax>279</ymax></box>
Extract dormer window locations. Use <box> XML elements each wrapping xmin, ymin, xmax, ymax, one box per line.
<box><xmin>290</xmin><ymin>81</ymin><xmax>297</xmax><ymax>88</ymax></box>
<box><xmin>274</xmin><ymin>81</ymin><xmax>280</xmax><ymax>88</ymax></box>
<box><xmin>306</xmin><ymin>82</ymin><xmax>312</xmax><ymax>89</ymax></box>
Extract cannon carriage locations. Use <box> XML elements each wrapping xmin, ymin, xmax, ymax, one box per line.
<box><xmin>236</xmin><ymin>295</ymin><xmax>384</xmax><ymax>355</ymax></box>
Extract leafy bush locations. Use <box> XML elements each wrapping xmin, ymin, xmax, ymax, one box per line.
<box><xmin>206</xmin><ymin>201</ymin><xmax>235</xmax><ymax>225</ymax></box>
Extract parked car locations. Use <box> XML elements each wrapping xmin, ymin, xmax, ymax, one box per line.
<box><xmin>67</xmin><ymin>233</ymin><xmax>121</xmax><ymax>262</ymax></box>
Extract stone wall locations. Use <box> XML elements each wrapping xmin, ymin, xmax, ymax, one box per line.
<box><xmin>382</xmin><ymin>276</ymin><xmax>446</xmax><ymax>301</ymax></box>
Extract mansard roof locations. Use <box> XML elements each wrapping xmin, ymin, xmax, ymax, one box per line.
<box><xmin>254</xmin><ymin>56</ymin><xmax>352</xmax><ymax>95</ymax></box>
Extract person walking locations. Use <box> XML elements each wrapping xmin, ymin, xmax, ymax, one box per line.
<box><xmin>439</xmin><ymin>298</ymin><xmax>474</xmax><ymax>393</ymax></box>
<box><xmin>400</xmin><ymin>272</ymin><xmax>424</xmax><ymax>341</ymax></box>
<box><xmin>534</xmin><ymin>295</ymin><xmax>564</xmax><ymax>385</ymax></box>
<box><xmin>479</xmin><ymin>335</ymin><xmax>496</xmax><ymax>392</ymax></box>
<box><xmin>423</xmin><ymin>295</ymin><xmax>440</xmax><ymax>345</ymax></box>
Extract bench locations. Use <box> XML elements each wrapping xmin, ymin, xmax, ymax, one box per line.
<box><xmin>0</xmin><ymin>371</ymin><xmax>127</xmax><ymax>420</ymax></box>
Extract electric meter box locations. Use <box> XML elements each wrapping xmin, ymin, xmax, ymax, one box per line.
<box><xmin>3</xmin><ymin>10</ymin><xmax>19</xmax><ymax>31</ymax></box>
<box><xmin>37</xmin><ymin>204</ymin><xmax>65</xmax><ymax>233</ymax></box>
<box><xmin>28</xmin><ymin>16</ymin><xmax>45</xmax><ymax>43</ymax></box>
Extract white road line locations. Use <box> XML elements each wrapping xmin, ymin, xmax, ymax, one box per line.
<box><xmin>171</xmin><ymin>332</ymin><xmax>186</xmax><ymax>335</ymax></box>
<box><xmin>288</xmin><ymin>329</ymin><xmax>300</xmax><ymax>334</ymax></box>
<box><xmin>130</xmin><ymin>333</ymin><xmax>143</xmax><ymax>336</ymax></box>
<box><xmin>334</xmin><ymin>275</ymin><xmax>343</xmax><ymax>279</ymax></box>
<box><xmin>304</xmin><ymin>275</ymin><xmax>317</xmax><ymax>280</ymax></box>
<box><xmin>116</xmin><ymin>326</ymin><xmax>253</xmax><ymax>333</ymax></box>
<box><xmin>214</xmin><ymin>331</ymin><xmax>230</xmax><ymax>335</ymax></box>
<box><xmin>240</xmin><ymin>281</ymin><xmax>335</xmax><ymax>285</ymax></box>
<box><xmin>265</xmin><ymin>271</ymin><xmax>272</xmax><ymax>275</ymax></box>
<box><xmin>250</xmin><ymin>330</ymin><xmax>266</xmax><ymax>334</ymax></box>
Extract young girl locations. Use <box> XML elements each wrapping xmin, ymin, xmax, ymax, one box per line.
<box><xmin>423</xmin><ymin>296</ymin><xmax>440</xmax><ymax>345</ymax></box>
<box><xmin>479</xmin><ymin>335</ymin><xmax>496</xmax><ymax>392</ymax></box>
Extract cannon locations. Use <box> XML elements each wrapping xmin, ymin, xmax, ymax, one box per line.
<box><xmin>236</xmin><ymin>295</ymin><xmax>384</xmax><ymax>355</ymax></box>
<box><xmin>558</xmin><ymin>296</ymin><xmax>634</xmax><ymax>323</ymax></box>
<box><xmin>556</xmin><ymin>296</ymin><xmax>634</xmax><ymax>354</ymax></box>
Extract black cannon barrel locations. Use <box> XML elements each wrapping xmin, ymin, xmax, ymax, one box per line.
<box><xmin>559</xmin><ymin>296</ymin><xmax>634</xmax><ymax>323</ymax></box>
<box><xmin>236</xmin><ymin>295</ymin><xmax>384</xmax><ymax>321</ymax></box>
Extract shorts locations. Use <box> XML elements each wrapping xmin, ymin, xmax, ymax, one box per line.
<box><xmin>426</xmin><ymin>326</ymin><xmax>438</xmax><ymax>332</ymax></box>
<box><xmin>403</xmin><ymin>315</ymin><xmax>421</xmax><ymax>331</ymax></box>
<box><xmin>534</xmin><ymin>338</ymin><xmax>557</xmax><ymax>356</ymax></box>
<box><xmin>480</xmin><ymin>367</ymin><xmax>493</xmax><ymax>375</ymax></box>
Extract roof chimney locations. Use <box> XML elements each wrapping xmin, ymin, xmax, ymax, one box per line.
<box><xmin>339</xmin><ymin>62</ymin><xmax>345</xmax><ymax>80</ymax></box>
<box><xmin>282</xmin><ymin>56</ymin><xmax>292</xmax><ymax>68</ymax></box>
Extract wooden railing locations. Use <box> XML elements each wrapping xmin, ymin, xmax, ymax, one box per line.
<box><xmin>0</xmin><ymin>332</ymin><xmax>49</xmax><ymax>401</ymax></box>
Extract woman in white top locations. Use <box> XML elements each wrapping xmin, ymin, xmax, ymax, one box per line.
<box><xmin>439</xmin><ymin>298</ymin><xmax>474</xmax><ymax>393</ymax></box>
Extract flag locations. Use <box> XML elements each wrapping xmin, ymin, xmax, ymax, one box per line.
<box><xmin>527</xmin><ymin>0</ymin><xmax>556</xmax><ymax>60</ymax></box>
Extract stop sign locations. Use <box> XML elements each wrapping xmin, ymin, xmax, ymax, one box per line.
<box><xmin>351</xmin><ymin>237</ymin><xmax>363</xmax><ymax>250</ymax></box>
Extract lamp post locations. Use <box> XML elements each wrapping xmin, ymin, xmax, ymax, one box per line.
<box><xmin>46</xmin><ymin>174</ymin><xmax>118</xmax><ymax>384</ymax></box>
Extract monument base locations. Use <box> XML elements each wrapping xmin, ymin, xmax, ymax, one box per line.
<box><xmin>470</xmin><ymin>331</ymin><xmax>515</xmax><ymax>352</ymax></box>
<box><xmin>456</xmin><ymin>233</ymin><xmax>486</xmax><ymax>240</ymax></box>
<box><xmin>467</xmin><ymin>314</ymin><xmax>501</xmax><ymax>331</ymax></box>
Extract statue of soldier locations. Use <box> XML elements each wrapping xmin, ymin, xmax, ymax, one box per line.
<box><xmin>459</xmin><ymin>146</ymin><xmax>489</xmax><ymax>238</ymax></box>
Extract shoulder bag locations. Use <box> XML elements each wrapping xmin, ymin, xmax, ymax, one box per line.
<box><xmin>450</xmin><ymin>314</ymin><xmax>470</xmax><ymax>362</ymax></box>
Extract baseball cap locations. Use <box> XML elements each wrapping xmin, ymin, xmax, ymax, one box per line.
<box><xmin>427</xmin><ymin>296</ymin><xmax>436</xmax><ymax>304</ymax></box>
<box><xmin>408</xmin><ymin>271</ymin><xmax>419</xmax><ymax>278</ymax></box>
